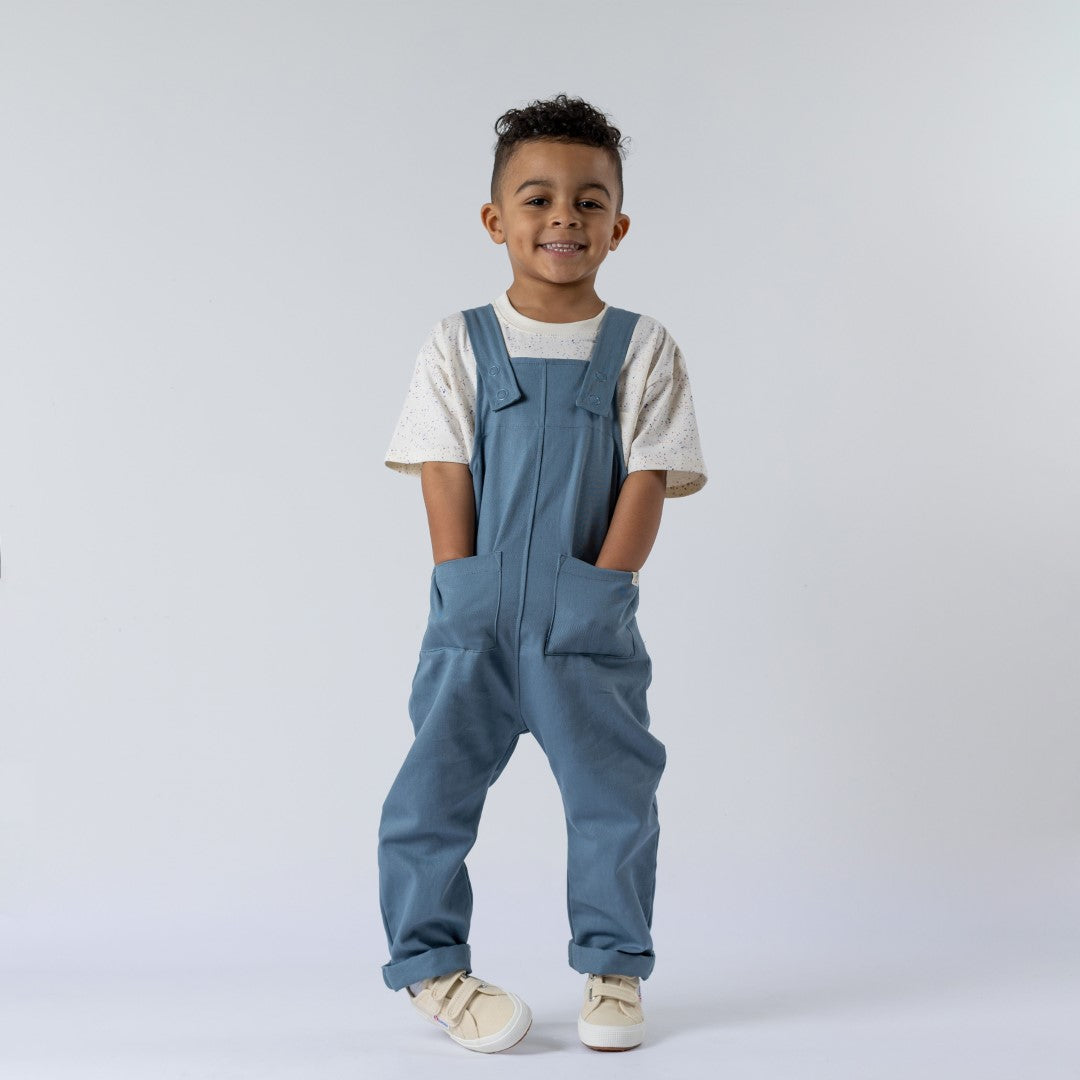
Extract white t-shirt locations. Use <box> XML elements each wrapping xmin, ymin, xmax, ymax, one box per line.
<box><xmin>384</xmin><ymin>291</ymin><xmax>708</xmax><ymax>498</ymax></box>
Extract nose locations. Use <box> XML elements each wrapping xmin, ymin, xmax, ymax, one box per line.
<box><xmin>549</xmin><ymin>199</ymin><xmax>581</xmax><ymax>228</ymax></box>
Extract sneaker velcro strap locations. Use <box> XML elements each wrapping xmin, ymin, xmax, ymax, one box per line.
<box><xmin>442</xmin><ymin>975</ymin><xmax>487</xmax><ymax>1023</ymax></box>
<box><xmin>592</xmin><ymin>980</ymin><xmax>640</xmax><ymax>1006</ymax></box>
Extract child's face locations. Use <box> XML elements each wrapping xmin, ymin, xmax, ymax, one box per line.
<box><xmin>481</xmin><ymin>139</ymin><xmax>630</xmax><ymax>297</ymax></box>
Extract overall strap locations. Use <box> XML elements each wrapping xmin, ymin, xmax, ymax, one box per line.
<box><xmin>462</xmin><ymin>302</ymin><xmax>641</xmax><ymax>416</ymax></box>
<box><xmin>462</xmin><ymin>305</ymin><xmax>523</xmax><ymax>411</ymax></box>
<box><xmin>575</xmin><ymin>307</ymin><xmax>641</xmax><ymax>416</ymax></box>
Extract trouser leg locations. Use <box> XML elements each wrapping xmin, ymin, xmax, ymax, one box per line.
<box><xmin>528</xmin><ymin>659</ymin><xmax>666</xmax><ymax>980</ymax></box>
<box><xmin>377</xmin><ymin>654</ymin><xmax>522</xmax><ymax>991</ymax></box>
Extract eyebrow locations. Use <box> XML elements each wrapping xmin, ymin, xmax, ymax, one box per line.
<box><xmin>513</xmin><ymin>178</ymin><xmax>613</xmax><ymax>200</ymax></box>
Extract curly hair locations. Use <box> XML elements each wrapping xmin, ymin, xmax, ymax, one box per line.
<box><xmin>490</xmin><ymin>93</ymin><xmax>629</xmax><ymax>213</ymax></box>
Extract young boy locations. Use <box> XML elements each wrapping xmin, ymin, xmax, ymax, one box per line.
<box><xmin>377</xmin><ymin>93</ymin><xmax>707</xmax><ymax>1053</ymax></box>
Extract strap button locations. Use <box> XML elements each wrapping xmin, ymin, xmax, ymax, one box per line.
<box><xmin>497</xmin><ymin>388</ymin><xmax>508</xmax><ymax>400</ymax></box>
<box><xmin>589</xmin><ymin>394</ymin><xmax>600</xmax><ymax>405</ymax></box>
<box><xmin>488</xmin><ymin>364</ymin><xmax>498</xmax><ymax>375</ymax></box>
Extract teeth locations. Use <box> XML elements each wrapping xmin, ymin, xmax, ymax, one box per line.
<box><xmin>543</xmin><ymin>243</ymin><xmax>581</xmax><ymax>250</ymax></box>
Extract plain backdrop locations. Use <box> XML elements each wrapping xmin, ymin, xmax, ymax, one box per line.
<box><xmin>1</xmin><ymin>2</ymin><xmax>1078</xmax><ymax>1077</ymax></box>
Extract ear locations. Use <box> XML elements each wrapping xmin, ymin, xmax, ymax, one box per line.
<box><xmin>609</xmin><ymin>213</ymin><xmax>631</xmax><ymax>250</ymax></box>
<box><xmin>480</xmin><ymin>202</ymin><xmax>506</xmax><ymax>244</ymax></box>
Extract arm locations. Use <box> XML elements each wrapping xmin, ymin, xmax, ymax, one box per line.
<box><xmin>420</xmin><ymin>461</ymin><xmax>476</xmax><ymax>564</ymax></box>
<box><xmin>594</xmin><ymin>469</ymin><xmax>667</xmax><ymax>573</ymax></box>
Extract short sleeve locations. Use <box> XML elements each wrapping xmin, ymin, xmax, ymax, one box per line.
<box><xmin>384</xmin><ymin>320</ymin><xmax>474</xmax><ymax>477</ymax></box>
<box><xmin>625</xmin><ymin>328</ymin><xmax>708</xmax><ymax>498</ymax></box>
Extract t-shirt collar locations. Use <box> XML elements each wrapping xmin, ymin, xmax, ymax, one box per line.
<box><xmin>493</xmin><ymin>291</ymin><xmax>608</xmax><ymax>334</ymax></box>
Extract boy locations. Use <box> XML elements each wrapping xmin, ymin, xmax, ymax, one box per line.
<box><xmin>378</xmin><ymin>93</ymin><xmax>707</xmax><ymax>1053</ymax></box>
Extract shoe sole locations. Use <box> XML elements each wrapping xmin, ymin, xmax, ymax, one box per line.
<box><xmin>578</xmin><ymin>1016</ymin><xmax>644</xmax><ymax>1051</ymax></box>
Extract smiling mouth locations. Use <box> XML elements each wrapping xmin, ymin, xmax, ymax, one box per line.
<box><xmin>540</xmin><ymin>242</ymin><xmax>585</xmax><ymax>254</ymax></box>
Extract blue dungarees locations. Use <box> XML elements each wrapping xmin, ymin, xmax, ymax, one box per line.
<box><xmin>377</xmin><ymin>303</ymin><xmax>667</xmax><ymax>991</ymax></box>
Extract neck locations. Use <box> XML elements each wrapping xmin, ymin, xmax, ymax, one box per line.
<box><xmin>505</xmin><ymin>281</ymin><xmax>604</xmax><ymax>323</ymax></box>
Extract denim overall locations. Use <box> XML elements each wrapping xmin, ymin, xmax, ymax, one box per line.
<box><xmin>377</xmin><ymin>303</ymin><xmax>667</xmax><ymax>991</ymax></box>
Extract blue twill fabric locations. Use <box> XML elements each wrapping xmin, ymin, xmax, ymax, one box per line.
<box><xmin>377</xmin><ymin>304</ymin><xmax>667</xmax><ymax>991</ymax></box>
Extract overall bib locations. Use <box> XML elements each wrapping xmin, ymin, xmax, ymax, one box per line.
<box><xmin>377</xmin><ymin>304</ymin><xmax>667</xmax><ymax>991</ymax></box>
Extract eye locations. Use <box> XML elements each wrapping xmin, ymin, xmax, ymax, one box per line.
<box><xmin>525</xmin><ymin>198</ymin><xmax>604</xmax><ymax>209</ymax></box>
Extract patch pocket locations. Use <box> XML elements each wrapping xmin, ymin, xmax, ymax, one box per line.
<box><xmin>420</xmin><ymin>551</ymin><xmax>502</xmax><ymax>653</ymax></box>
<box><xmin>544</xmin><ymin>554</ymin><xmax>638</xmax><ymax>658</ymax></box>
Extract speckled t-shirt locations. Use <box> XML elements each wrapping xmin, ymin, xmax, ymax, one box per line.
<box><xmin>384</xmin><ymin>292</ymin><xmax>708</xmax><ymax>498</ymax></box>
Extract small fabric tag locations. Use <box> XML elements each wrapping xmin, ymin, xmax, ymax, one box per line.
<box><xmin>631</xmin><ymin>570</ymin><xmax>639</xmax><ymax>586</ymax></box>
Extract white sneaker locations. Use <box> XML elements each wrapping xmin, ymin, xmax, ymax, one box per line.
<box><xmin>578</xmin><ymin>973</ymin><xmax>645</xmax><ymax>1051</ymax></box>
<box><xmin>406</xmin><ymin>968</ymin><xmax>532</xmax><ymax>1053</ymax></box>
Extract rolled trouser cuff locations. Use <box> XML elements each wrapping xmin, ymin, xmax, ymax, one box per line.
<box><xmin>568</xmin><ymin>941</ymin><xmax>655</xmax><ymax>979</ymax></box>
<box><xmin>381</xmin><ymin>943</ymin><xmax>473</xmax><ymax>991</ymax></box>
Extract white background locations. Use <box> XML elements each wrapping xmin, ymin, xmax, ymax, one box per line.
<box><xmin>1</xmin><ymin>1</ymin><xmax>1077</xmax><ymax>1076</ymax></box>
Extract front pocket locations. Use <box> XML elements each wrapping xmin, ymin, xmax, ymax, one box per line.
<box><xmin>420</xmin><ymin>551</ymin><xmax>502</xmax><ymax>653</ymax></box>
<box><xmin>544</xmin><ymin>554</ymin><xmax>638</xmax><ymax>658</ymax></box>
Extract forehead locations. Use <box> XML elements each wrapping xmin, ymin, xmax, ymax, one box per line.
<box><xmin>503</xmin><ymin>139</ymin><xmax>617</xmax><ymax>186</ymax></box>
